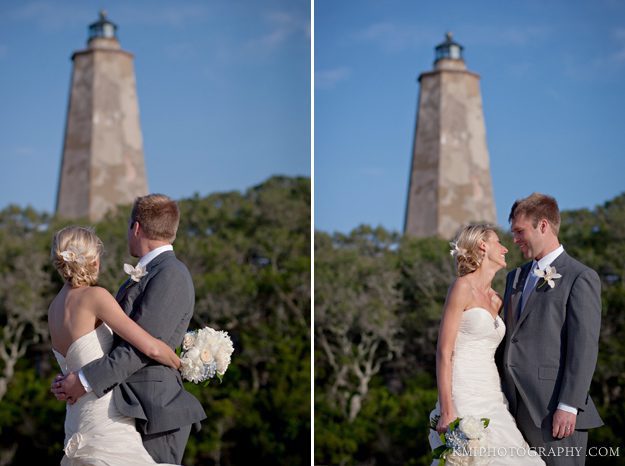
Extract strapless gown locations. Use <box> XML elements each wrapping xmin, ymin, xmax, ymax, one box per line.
<box><xmin>53</xmin><ymin>324</ymin><xmax>178</xmax><ymax>466</ymax></box>
<box><xmin>429</xmin><ymin>308</ymin><xmax>544</xmax><ymax>465</ymax></box>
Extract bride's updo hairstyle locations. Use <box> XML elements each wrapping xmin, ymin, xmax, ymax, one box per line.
<box><xmin>450</xmin><ymin>224</ymin><xmax>496</xmax><ymax>277</ymax></box>
<box><xmin>51</xmin><ymin>226</ymin><xmax>104</xmax><ymax>287</ymax></box>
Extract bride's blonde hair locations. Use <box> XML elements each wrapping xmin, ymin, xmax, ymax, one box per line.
<box><xmin>450</xmin><ymin>224</ymin><xmax>496</xmax><ymax>277</ymax></box>
<box><xmin>51</xmin><ymin>226</ymin><xmax>103</xmax><ymax>287</ymax></box>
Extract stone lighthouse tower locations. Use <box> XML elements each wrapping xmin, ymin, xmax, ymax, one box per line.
<box><xmin>404</xmin><ymin>33</ymin><xmax>496</xmax><ymax>239</ymax></box>
<box><xmin>56</xmin><ymin>11</ymin><xmax>148</xmax><ymax>221</ymax></box>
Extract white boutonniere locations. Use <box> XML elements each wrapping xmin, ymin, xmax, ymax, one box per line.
<box><xmin>533</xmin><ymin>265</ymin><xmax>562</xmax><ymax>289</ymax></box>
<box><xmin>123</xmin><ymin>263</ymin><xmax>148</xmax><ymax>282</ymax></box>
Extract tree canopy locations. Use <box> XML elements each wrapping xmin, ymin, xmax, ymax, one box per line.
<box><xmin>0</xmin><ymin>176</ymin><xmax>310</xmax><ymax>466</ymax></box>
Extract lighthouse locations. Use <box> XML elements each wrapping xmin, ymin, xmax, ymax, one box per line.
<box><xmin>404</xmin><ymin>33</ymin><xmax>496</xmax><ymax>238</ymax></box>
<box><xmin>56</xmin><ymin>11</ymin><xmax>148</xmax><ymax>221</ymax></box>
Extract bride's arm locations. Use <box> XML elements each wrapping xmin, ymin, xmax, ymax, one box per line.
<box><xmin>435</xmin><ymin>279</ymin><xmax>468</xmax><ymax>433</ymax></box>
<box><xmin>90</xmin><ymin>287</ymin><xmax>180</xmax><ymax>369</ymax></box>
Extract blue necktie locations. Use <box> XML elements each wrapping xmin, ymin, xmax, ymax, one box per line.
<box><xmin>518</xmin><ymin>262</ymin><xmax>538</xmax><ymax>318</ymax></box>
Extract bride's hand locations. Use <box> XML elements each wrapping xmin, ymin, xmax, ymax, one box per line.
<box><xmin>436</xmin><ymin>411</ymin><xmax>457</xmax><ymax>434</ymax></box>
<box><xmin>151</xmin><ymin>339</ymin><xmax>181</xmax><ymax>369</ymax></box>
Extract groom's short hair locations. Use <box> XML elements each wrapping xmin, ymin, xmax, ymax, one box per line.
<box><xmin>131</xmin><ymin>194</ymin><xmax>180</xmax><ymax>243</ymax></box>
<box><xmin>508</xmin><ymin>192</ymin><xmax>560</xmax><ymax>235</ymax></box>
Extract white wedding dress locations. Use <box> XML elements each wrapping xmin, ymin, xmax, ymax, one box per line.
<box><xmin>53</xmin><ymin>324</ymin><xmax>179</xmax><ymax>466</ymax></box>
<box><xmin>429</xmin><ymin>308</ymin><xmax>544</xmax><ymax>465</ymax></box>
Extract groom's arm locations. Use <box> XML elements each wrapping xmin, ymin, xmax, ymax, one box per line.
<box><xmin>558</xmin><ymin>268</ymin><xmax>602</xmax><ymax>410</ymax></box>
<box><xmin>81</xmin><ymin>266</ymin><xmax>193</xmax><ymax>398</ymax></box>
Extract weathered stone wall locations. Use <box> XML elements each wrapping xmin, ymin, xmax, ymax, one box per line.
<box><xmin>405</xmin><ymin>58</ymin><xmax>497</xmax><ymax>239</ymax></box>
<box><xmin>404</xmin><ymin>73</ymin><xmax>441</xmax><ymax>237</ymax></box>
<box><xmin>56</xmin><ymin>54</ymin><xmax>94</xmax><ymax>219</ymax></box>
<box><xmin>56</xmin><ymin>37</ymin><xmax>148</xmax><ymax>221</ymax></box>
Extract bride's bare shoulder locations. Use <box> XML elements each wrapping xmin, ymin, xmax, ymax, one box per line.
<box><xmin>81</xmin><ymin>286</ymin><xmax>116</xmax><ymax>303</ymax></box>
<box><xmin>449</xmin><ymin>276</ymin><xmax>472</xmax><ymax>294</ymax></box>
<box><xmin>444</xmin><ymin>277</ymin><xmax>472</xmax><ymax>310</ymax></box>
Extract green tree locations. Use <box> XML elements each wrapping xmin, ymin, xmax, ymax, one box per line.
<box><xmin>0</xmin><ymin>176</ymin><xmax>310</xmax><ymax>466</ymax></box>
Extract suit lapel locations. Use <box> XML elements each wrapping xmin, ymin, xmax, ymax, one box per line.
<box><xmin>514</xmin><ymin>275</ymin><xmax>539</xmax><ymax>331</ymax></box>
<box><xmin>116</xmin><ymin>252</ymin><xmax>174</xmax><ymax>298</ymax></box>
<box><xmin>507</xmin><ymin>263</ymin><xmax>531</xmax><ymax>329</ymax></box>
<box><xmin>115</xmin><ymin>251</ymin><xmax>174</xmax><ymax>316</ymax></box>
<box><xmin>513</xmin><ymin>252</ymin><xmax>569</xmax><ymax>333</ymax></box>
<box><xmin>116</xmin><ymin>277</ymin><xmax>142</xmax><ymax>317</ymax></box>
<box><xmin>116</xmin><ymin>278</ymin><xmax>135</xmax><ymax>301</ymax></box>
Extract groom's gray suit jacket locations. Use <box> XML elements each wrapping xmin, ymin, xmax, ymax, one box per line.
<box><xmin>499</xmin><ymin>251</ymin><xmax>603</xmax><ymax>430</ymax></box>
<box><xmin>82</xmin><ymin>251</ymin><xmax>207</xmax><ymax>435</ymax></box>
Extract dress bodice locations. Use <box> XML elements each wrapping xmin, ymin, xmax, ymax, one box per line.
<box><xmin>53</xmin><ymin>324</ymin><xmax>114</xmax><ymax>374</ymax></box>
<box><xmin>451</xmin><ymin>308</ymin><xmax>505</xmax><ymax>398</ymax></box>
<box><xmin>454</xmin><ymin>307</ymin><xmax>505</xmax><ymax>357</ymax></box>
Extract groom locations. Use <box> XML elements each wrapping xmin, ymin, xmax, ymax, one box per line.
<box><xmin>500</xmin><ymin>193</ymin><xmax>603</xmax><ymax>465</ymax></box>
<box><xmin>52</xmin><ymin>194</ymin><xmax>207</xmax><ymax>463</ymax></box>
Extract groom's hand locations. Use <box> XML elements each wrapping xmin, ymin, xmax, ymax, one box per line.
<box><xmin>51</xmin><ymin>372</ymin><xmax>86</xmax><ymax>405</ymax></box>
<box><xmin>552</xmin><ymin>409</ymin><xmax>577</xmax><ymax>439</ymax></box>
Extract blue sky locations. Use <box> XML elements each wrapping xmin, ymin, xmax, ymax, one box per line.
<box><xmin>0</xmin><ymin>0</ymin><xmax>310</xmax><ymax>214</ymax></box>
<box><xmin>315</xmin><ymin>0</ymin><xmax>625</xmax><ymax>234</ymax></box>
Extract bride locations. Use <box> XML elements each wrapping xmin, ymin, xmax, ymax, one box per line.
<box><xmin>429</xmin><ymin>224</ymin><xmax>544</xmax><ymax>465</ymax></box>
<box><xmin>48</xmin><ymin>226</ymin><xmax>180</xmax><ymax>466</ymax></box>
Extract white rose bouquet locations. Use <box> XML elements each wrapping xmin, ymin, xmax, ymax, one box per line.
<box><xmin>179</xmin><ymin>327</ymin><xmax>234</xmax><ymax>384</ymax></box>
<box><xmin>430</xmin><ymin>415</ymin><xmax>490</xmax><ymax>465</ymax></box>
